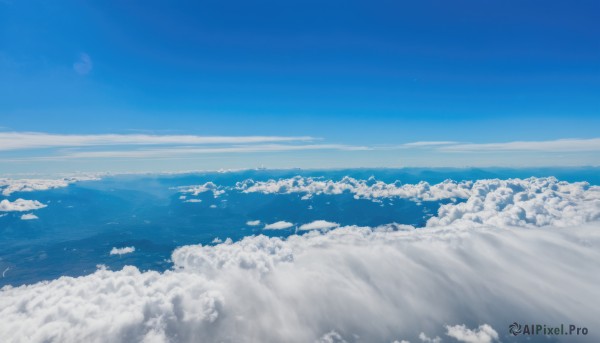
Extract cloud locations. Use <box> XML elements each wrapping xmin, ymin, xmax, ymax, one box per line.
<box><xmin>1</xmin><ymin>221</ymin><xmax>599</xmax><ymax>342</ymax></box>
<box><xmin>110</xmin><ymin>247</ymin><xmax>135</xmax><ymax>256</ymax></box>
<box><xmin>418</xmin><ymin>333</ymin><xmax>441</xmax><ymax>343</ymax></box>
<box><xmin>20</xmin><ymin>213</ymin><xmax>39</xmax><ymax>220</ymax></box>
<box><xmin>183</xmin><ymin>199</ymin><xmax>202</xmax><ymax>203</ymax></box>
<box><xmin>236</xmin><ymin>176</ymin><xmax>473</xmax><ymax>201</ymax></box>
<box><xmin>316</xmin><ymin>331</ymin><xmax>348</xmax><ymax>343</ymax></box>
<box><xmin>73</xmin><ymin>53</ymin><xmax>93</xmax><ymax>75</ymax></box>
<box><xmin>42</xmin><ymin>144</ymin><xmax>369</xmax><ymax>160</ymax></box>
<box><xmin>1</xmin><ymin>178</ymin><xmax>600</xmax><ymax>342</ymax></box>
<box><xmin>403</xmin><ymin>141</ymin><xmax>459</xmax><ymax>147</ymax></box>
<box><xmin>263</xmin><ymin>221</ymin><xmax>294</xmax><ymax>230</ymax></box>
<box><xmin>176</xmin><ymin>182</ymin><xmax>225</xmax><ymax>198</ymax></box>
<box><xmin>427</xmin><ymin>177</ymin><xmax>600</xmax><ymax>228</ymax></box>
<box><xmin>0</xmin><ymin>132</ymin><xmax>316</xmax><ymax>151</ymax></box>
<box><xmin>0</xmin><ymin>177</ymin><xmax>98</xmax><ymax>196</ymax></box>
<box><xmin>438</xmin><ymin>138</ymin><xmax>600</xmax><ymax>152</ymax></box>
<box><xmin>246</xmin><ymin>220</ymin><xmax>261</xmax><ymax>226</ymax></box>
<box><xmin>298</xmin><ymin>220</ymin><xmax>340</xmax><ymax>231</ymax></box>
<box><xmin>445</xmin><ymin>324</ymin><xmax>498</xmax><ymax>343</ymax></box>
<box><xmin>0</xmin><ymin>198</ymin><xmax>47</xmax><ymax>212</ymax></box>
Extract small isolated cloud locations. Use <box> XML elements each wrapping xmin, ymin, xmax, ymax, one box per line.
<box><xmin>20</xmin><ymin>213</ymin><xmax>39</xmax><ymax>220</ymax></box>
<box><xmin>264</xmin><ymin>221</ymin><xmax>294</xmax><ymax>230</ymax></box>
<box><xmin>73</xmin><ymin>53</ymin><xmax>92</xmax><ymax>75</ymax></box>
<box><xmin>445</xmin><ymin>324</ymin><xmax>498</xmax><ymax>343</ymax></box>
<box><xmin>299</xmin><ymin>220</ymin><xmax>339</xmax><ymax>231</ymax></box>
<box><xmin>246</xmin><ymin>220</ymin><xmax>261</xmax><ymax>226</ymax></box>
<box><xmin>184</xmin><ymin>199</ymin><xmax>202</xmax><ymax>203</ymax></box>
<box><xmin>0</xmin><ymin>199</ymin><xmax>47</xmax><ymax>212</ymax></box>
<box><xmin>110</xmin><ymin>246</ymin><xmax>135</xmax><ymax>256</ymax></box>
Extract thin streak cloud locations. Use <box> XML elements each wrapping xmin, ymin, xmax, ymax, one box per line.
<box><xmin>10</xmin><ymin>144</ymin><xmax>369</xmax><ymax>161</ymax></box>
<box><xmin>402</xmin><ymin>141</ymin><xmax>459</xmax><ymax>147</ymax></box>
<box><xmin>0</xmin><ymin>132</ymin><xmax>317</xmax><ymax>151</ymax></box>
<box><xmin>399</xmin><ymin>138</ymin><xmax>600</xmax><ymax>153</ymax></box>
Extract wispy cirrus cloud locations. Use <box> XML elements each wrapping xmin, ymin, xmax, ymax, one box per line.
<box><xmin>0</xmin><ymin>132</ymin><xmax>317</xmax><ymax>151</ymax></box>
<box><xmin>439</xmin><ymin>138</ymin><xmax>600</xmax><ymax>152</ymax></box>
<box><xmin>7</xmin><ymin>144</ymin><xmax>368</xmax><ymax>161</ymax></box>
<box><xmin>402</xmin><ymin>141</ymin><xmax>459</xmax><ymax>147</ymax></box>
<box><xmin>73</xmin><ymin>53</ymin><xmax>93</xmax><ymax>75</ymax></box>
<box><xmin>403</xmin><ymin>138</ymin><xmax>600</xmax><ymax>152</ymax></box>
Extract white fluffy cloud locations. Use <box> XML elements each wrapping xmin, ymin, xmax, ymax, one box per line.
<box><xmin>246</xmin><ymin>220</ymin><xmax>261</xmax><ymax>226</ymax></box>
<box><xmin>176</xmin><ymin>182</ymin><xmax>225</xmax><ymax>198</ymax></box>
<box><xmin>20</xmin><ymin>213</ymin><xmax>39</xmax><ymax>220</ymax></box>
<box><xmin>263</xmin><ymin>221</ymin><xmax>294</xmax><ymax>230</ymax></box>
<box><xmin>236</xmin><ymin>176</ymin><xmax>600</xmax><ymax>230</ymax></box>
<box><xmin>0</xmin><ymin>177</ymin><xmax>99</xmax><ymax>196</ymax></box>
<box><xmin>445</xmin><ymin>324</ymin><xmax>498</xmax><ymax>343</ymax></box>
<box><xmin>427</xmin><ymin>177</ymin><xmax>600</xmax><ymax>228</ymax></box>
<box><xmin>0</xmin><ymin>199</ymin><xmax>47</xmax><ymax>212</ymax></box>
<box><xmin>110</xmin><ymin>247</ymin><xmax>136</xmax><ymax>256</ymax></box>
<box><xmin>235</xmin><ymin>176</ymin><xmax>473</xmax><ymax>201</ymax></box>
<box><xmin>298</xmin><ymin>220</ymin><xmax>340</xmax><ymax>231</ymax></box>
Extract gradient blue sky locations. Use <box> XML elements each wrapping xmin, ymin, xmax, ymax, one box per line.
<box><xmin>1</xmin><ymin>0</ymin><xmax>599</xmax><ymax>173</ymax></box>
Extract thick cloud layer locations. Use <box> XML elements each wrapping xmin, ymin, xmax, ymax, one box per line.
<box><xmin>0</xmin><ymin>198</ymin><xmax>47</xmax><ymax>212</ymax></box>
<box><xmin>1</xmin><ymin>223</ymin><xmax>598</xmax><ymax>342</ymax></box>
<box><xmin>1</xmin><ymin>177</ymin><xmax>599</xmax><ymax>343</ymax></box>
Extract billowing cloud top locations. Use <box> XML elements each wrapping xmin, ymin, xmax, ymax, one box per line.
<box><xmin>427</xmin><ymin>177</ymin><xmax>600</xmax><ymax>228</ymax></box>
<box><xmin>1</xmin><ymin>222</ymin><xmax>598</xmax><ymax>342</ymax></box>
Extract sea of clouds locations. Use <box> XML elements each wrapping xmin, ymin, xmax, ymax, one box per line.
<box><xmin>1</xmin><ymin>176</ymin><xmax>599</xmax><ymax>342</ymax></box>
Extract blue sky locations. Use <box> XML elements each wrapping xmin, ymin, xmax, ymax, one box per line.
<box><xmin>1</xmin><ymin>0</ymin><xmax>599</xmax><ymax>173</ymax></box>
